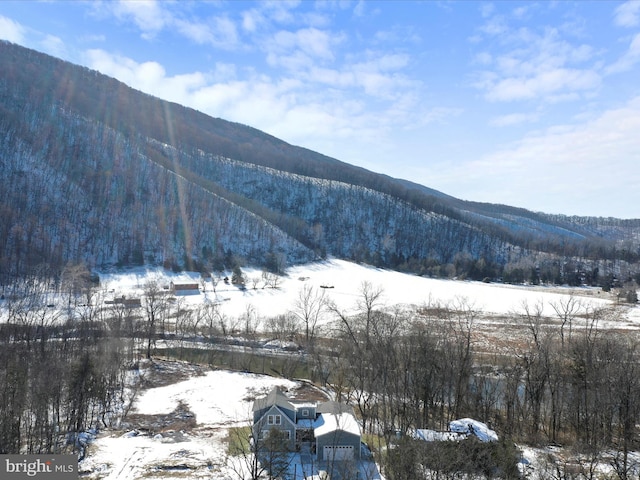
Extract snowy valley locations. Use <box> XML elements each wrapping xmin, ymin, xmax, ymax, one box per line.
<box><xmin>7</xmin><ymin>259</ymin><xmax>634</xmax><ymax>479</ymax></box>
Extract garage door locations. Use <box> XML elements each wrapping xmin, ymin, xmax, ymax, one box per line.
<box><xmin>324</xmin><ymin>445</ymin><xmax>354</xmax><ymax>461</ymax></box>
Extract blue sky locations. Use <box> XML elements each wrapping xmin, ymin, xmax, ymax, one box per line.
<box><xmin>1</xmin><ymin>1</ymin><xmax>639</xmax><ymax>218</ymax></box>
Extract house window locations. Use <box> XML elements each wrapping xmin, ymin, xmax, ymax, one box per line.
<box><xmin>267</xmin><ymin>415</ymin><xmax>282</xmax><ymax>425</ymax></box>
<box><xmin>261</xmin><ymin>430</ymin><xmax>290</xmax><ymax>440</ymax></box>
<box><xmin>301</xmin><ymin>409</ymin><xmax>309</xmax><ymax>417</ymax></box>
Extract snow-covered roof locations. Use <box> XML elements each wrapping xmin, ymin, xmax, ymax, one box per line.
<box><xmin>292</xmin><ymin>401</ymin><xmax>317</xmax><ymax>409</ymax></box>
<box><xmin>313</xmin><ymin>412</ymin><xmax>360</xmax><ymax>437</ymax></box>
<box><xmin>297</xmin><ymin>419</ymin><xmax>314</xmax><ymax>429</ymax></box>
<box><xmin>414</xmin><ymin>429</ymin><xmax>465</xmax><ymax>442</ymax></box>
<box><xmin>413</xmin><ymin>419</ymin><xmax>498</xmax><ymax>443</ymax></box>
<box><xmin>449</xmin><ymin>418</ymin><xmax>498</xmax><ymax>442</ymax></box>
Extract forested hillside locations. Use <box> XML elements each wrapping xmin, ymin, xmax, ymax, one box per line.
<box><xmin>1</xmin><ymin>41</ymin><xmax>639</xmax><ymax>284</ymax></box>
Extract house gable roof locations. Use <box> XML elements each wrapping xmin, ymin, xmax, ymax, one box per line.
<box><xmin>255</xmin><ymin>405</ymin><xmax>297</xmax><ymax>429</ymax></box>
<box><xmin>252</xmin><ymin>386</ymin><xmax>295</xmax><ymax>414</ymax></box>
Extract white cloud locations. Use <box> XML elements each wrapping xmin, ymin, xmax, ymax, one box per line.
<box><xmin>0</xmin><ymin>15</ymin><xmax>25</xmax><ymax>43</ymax></box>
<box><xmin>102</xmin><ymin>1</ymin><xmax>240</xmax><ymax>49</ymax></box>
<box><xmin>174</xmin><ymin>16</ymin><xmax>239</xmax><ymax>49</ymax></box>
<box><xmin>489</xmin><ymin>111</ymin><xmax>540</xmax><ymax>127</ymax></box>
<box><xmin>480</xmin><ymin>3</ymin><xmax>495</xmax><ymax>19</ymax></box>
<box><xmin>270</xmin><ymin>27</ymin><xmax>337</xmax><ymax>63</ymax></box>
<box><xmin>84</xmin><ymin>49</ymin><xmax>207</xmax><ymax>106</ymax></box>
<box><xmin>82</xmin><ymin>34</ymin><xmax>107</xmax><ymax>43</ymax></box>
<box><xmin>614</xmin><ymin>1</ymin><xmax>640</xmax><ymax>27</ymax></box>
<box><xmin>472</xmin><ymin>25</ymin><xmax>601</xmax><ymax>102</ymax></box>
<box><xmin>512</xmin><ymin>5</ymin><xmax>532</xmax><ymax>20</ymax></box>
<box><xmin>110</xmin><ymin>0</ymin><xmax>168</xmax><ymax>39</ymax></box>
<box><xmin>479</xmin><ymin>8</ymin><xmax>508</xmax><ymax>36</ymax></box>
<box><xmin>351</xmin><ymin>65</ymin><xmax>407</xmax><ymax>99</ymax></box>
<box><xmin>485</xmin><ymin>68</ymin><xmax>600</xmax><ymax>102</ymax></box>
<box><xmin>454</xmin><ymin>97</ymin><xmax>640</xmax><ymax>216</ymax></box>
<box><xmin>241</xmin><ymin>9</ymin><xmax>263</xmax><ymax>32</ymax></box>
<box><xmin>354</xmin><ymin>0</ymin><xmax>366</xmax><ymax>17</ymax></box>
<box><xmin>373</xmin><ymin>25</ymin><xmax>421</xmax><ymax>45</ymax></box>
<box><xmin>263</xmin><ymin>26</ymin><xmax>344</xmax><ymax>74</ymax></box>
<box><xmin>474</xmin><ymin>51</ymin><xmax>493</xmax><ymax>65</ymax></box>
<box><xmin>40</xmin><ymin>34</ymin><xmax>66</xmax><ymax>58</ymax></box>
<box><xmin>260</xmin><ymin>0</ymin><xmax>299</xmax><ymax>25</ymax></box>
<box><xmin>605</xmin><ymin>32</ymin><xmax>640</xmax><ymax>74</ymax></box>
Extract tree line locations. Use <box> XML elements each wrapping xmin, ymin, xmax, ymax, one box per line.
<box><xmin>0</xmin><ymin>264</ymin><xmax>136</xmax><ymax>455</ymax></box>
<box><xmin>317</xmin><ymin>285</ymin><xmax>640</xmax><ymax>479</ymax></box>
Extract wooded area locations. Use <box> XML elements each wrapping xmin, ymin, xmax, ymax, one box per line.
<box><xmin>1</xmin><ymin>40</ymin><xmax>639</xmax><ymax>288</ymax></box>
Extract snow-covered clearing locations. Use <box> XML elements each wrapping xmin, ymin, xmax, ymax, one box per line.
<box><xmin>134</xmin><ymin>369</ymin><xmax>298</xmax><ymax>426</ymax></box>
<box><xmin>95</xmin><ymin>258</ymin><xmax>640</xmax><ymax>358</ymax></box>
<box><xmin>80</xmin><ymin>364</ymin><xmax>299</xmax><ymax>479</ymax></box>
<box><xmin>80</xmin><ymin>362</ymin><xmax>382</xmax><ymax>480</ymax></box>
<box><xmin>98</xmin><ymin>258</ymin><xmax>639</xmax><ymax>325</ymax></box>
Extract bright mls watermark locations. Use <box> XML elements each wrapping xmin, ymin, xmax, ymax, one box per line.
<box><xmin>1</xmin><ymin>455</ymin><xmax>77</xmax><ymax>479</ymax></box>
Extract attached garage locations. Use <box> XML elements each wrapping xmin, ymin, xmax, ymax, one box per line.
<box><xmin>314</xmin><ymin>409</ymin><xmax>361</xmax><ymax>462</ymax></box>
<box><xmin>323</xmin><ymin>445</ymin><xmax>355</xmax><ymax>461</ymax></box>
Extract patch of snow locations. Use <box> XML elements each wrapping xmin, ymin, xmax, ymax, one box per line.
<box><xmin>134</xmin><ymin>370</ymin><xmax>298</xmax><ymax>425</ymax></box>
<box><xmin>414</xmin><ymin>418</ymin><xmax>498</xmax><ymax>443</ymax></box>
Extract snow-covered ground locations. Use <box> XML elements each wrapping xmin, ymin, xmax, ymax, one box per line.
<box><xmin>97</xmin><ymin>258</ymin><xmax>640</xmax><ymax>328</ymax></box>
<box><xmin>7</xmin><ymin>258</ymin><xmax>638</xmax><ymax>478</ymax></box>
<box><xmin>80</xmin><ymin>365</ymin><xmax>300</xmax><ymax>479</ymax></box>
<box><xmin>76</xmin><ymin>358</ymin><xmax>635</xmax><ymax>480</ymax></box>
<box><xmin>3</xmin><ymin>258</ymin><xmax>636</xmax><ymax>329</ymax></box>
<box><xmin>80</xmin><ymin>363</ymin><xmax>382</xmax><ymax>480</ymax></box>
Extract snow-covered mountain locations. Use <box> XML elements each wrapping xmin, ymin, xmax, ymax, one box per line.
<box><xmin>1</xmin><ymin>41</ymin><xmax>639</xmax><ymax>283</ymax></box>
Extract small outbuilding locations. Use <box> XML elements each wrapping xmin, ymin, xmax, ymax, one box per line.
<box><xmin>170</xmin><ymin>282</ymin><xmax>200</xmax><ymax>295</ymax></box>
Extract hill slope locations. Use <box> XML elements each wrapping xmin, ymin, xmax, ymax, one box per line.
<box><xmin>1</xmin><ymin>41</ymin><xmax>638</xmax><ymax>282</ymax></box>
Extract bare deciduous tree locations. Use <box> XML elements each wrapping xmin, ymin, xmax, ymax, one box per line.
<box><xmin>143</xmin><ymin>280</ymin><xmax>168</xmax><ymax>359</ymax></box>
<box><xmin>290</xmin><ymin>283</ymin><xmax>326</xmax><ymax>349</ymax></box>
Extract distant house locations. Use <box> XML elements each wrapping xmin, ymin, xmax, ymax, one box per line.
<box><xmin>104</xmin><ymin>296</ymin><xmax>141</xmax><ymax>308</ymax></box>
<box><xmin>252</xmin><ymin>387</ymin><xmax>361</xmax><ymax>462</ymax></box>
<box><xmin>170</xmin><ymin>282</ymin><xmax>200</xmax><ymax>295</ymax></box>
<box><xmin>120</xmin><ymin>297</ymin><xmax>142</xmax><ymax>308</ymax></box>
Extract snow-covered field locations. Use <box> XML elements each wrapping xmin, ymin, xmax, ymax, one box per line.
<box><xmin>98</xmin><ymin>258</ymin><xmax>640</xmax><ymax>329</ymax></box>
